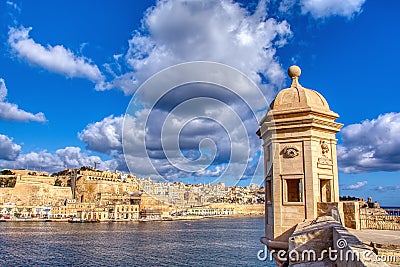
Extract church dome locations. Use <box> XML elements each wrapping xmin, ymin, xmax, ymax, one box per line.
<box><xmin>270</xmin><ymin>65</ymin><xmax>330</xmax><ymax>112</ymax></box>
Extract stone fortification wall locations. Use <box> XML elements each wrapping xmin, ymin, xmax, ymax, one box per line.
<box><xmin>0</xmin><ymin>180</ymin><xmax>72</xmax><ymax>205</ymax></box>
<box><xmin>75</xmin><ymin>177</ymin><xmax>139</xmax><ymax>203</ymax></box>
<box><xmin>318</xmin><ymin>201</ymin><xmax>400</xmax><ymax>231</ymax></box>
<box><xmin>19</xmin><ymin>175</ymin><xmax>56</xmax><ymax>185</ymax></box>
<box><xmin>361</xmin><ymin>215</ymin><xmax>400</xmax><ymax>231</ymax></box>
<box><xmin>360</xmin><ymin>208</ymin><xmax>400</xmax><ymax>231</ymax></box>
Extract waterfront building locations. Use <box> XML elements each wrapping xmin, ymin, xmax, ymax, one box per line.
<box><xmin>186</xmin><ymin>206</ymin><xmax>234</xmax><ymax>216</ymax></box>
<box><xmin>50</xmin><ymin>202</ymin><xmax>140</xmax><ymax>221</ymax></box>
<box><xmin>0</xmin><ymin>203</ymin><xmax>52</xmax><ymax>219</ymax></box>
<box><xmin>0</xmin><ymin>167</ymin><xmax>266</xmax><ymax>221</ymax></box>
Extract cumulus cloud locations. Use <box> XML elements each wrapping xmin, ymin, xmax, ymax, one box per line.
<box><xmin>82</xmin><ymin>0</ymin><xmax>290</xmax><ymax>185</ymax></box>
<box><xmin>338</xmin><ymin>112</ymin><xmax>400</xmax><ymax>173</ymax></box>
<box><xmin>0</xmin><ymin>146</ymin><xmax>119</xmax><ymax>173</ymax></box>
<box><xmin>78</xmin><ymin>115</ymin><xmax>123</xmax><ymax>154</ymax></box>
<box><xmin>275</xmin><ymin>0</ymin><xmax>366</xmax><ymax>19</ymax></box>
<box><xmin>56</xmin><ymin>146</ymin><xmax>118</xmax><ymax>170</ymax></box>
<box><xmin>99</xmin><ymin>0</ymin><xmax>291</xmax><ymax>94</ymax></box>
<box><xmin>8</xmin><ymin>26</ymin><xmax>104</xmax><ymax>83</ymax></box>
<box><xmin>343</xmin><ymin>181</ymin><xmax>368</xmax><ymax>190</ymax></box>
<box><xmin>0</xmin><ymin>78</ymin><xmax>46</xmax><ymax>122</ymax></box>
<box><xmin>84</xmin><ymin>107</ymin><xmax>262</xmax><ymax>185</ymax></box>
<box><xmin>0</xmin><ymin>134</ymin><xmax>21</xmax><ymax>160</ymax></box>
<box><xmin>300</xmin><ymin>0</ymin><xmax>366</xmax><ymax>19</ymax></box>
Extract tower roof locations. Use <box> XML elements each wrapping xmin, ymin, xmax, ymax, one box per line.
<box><xmin>270</xmin><ymin>65</ymin><xmax>330</xmax><ymax>112</ymax></box>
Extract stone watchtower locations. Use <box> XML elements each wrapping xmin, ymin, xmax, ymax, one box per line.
<box><xmin>258</xmin><ymin>66</ymin><xmax>343</xmax><ymax>245</ymax></box>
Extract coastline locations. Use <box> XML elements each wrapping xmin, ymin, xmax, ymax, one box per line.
<box><xmin>0</xmin><ymin>213</ymin><xmax>264</xmax><ymax>223</ymax></box>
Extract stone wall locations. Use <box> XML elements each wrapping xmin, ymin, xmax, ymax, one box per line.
<box><xmin>75</xmin><ymin>176</ymin><xmax>139</xmax><ymax>203</ymax></box>
<box><xmin>360</xmin><ymin>215</ymin><xmax>400</xmax><ymax>231</ymax></box>
<box><xmin>317</xmin><ymin>202</ymin><xmax>345</xmax><ymax>222</ymax></box>
<box><xmin>370</xmin><ymin>243</ymin><xmax>400</xmax><ymax>266</ymax></box>
<box><xmin>360</xmin><ymin>208</ymin><xmax>400</xmax><ymax>231</ymax></box>
<box><xmin>333</xmin><ymin>225</ymin><xmax>389</xmax><ymax>267</ymax></box>
<box><xmin>19</xmin><ymin>175</ymin><xmax>56</xmax><ymax>185</ymax></box>
<box><xmin>342</xmin><ymin>201</ymin><xmax>361</xmax><ymax>230</ymax></box>
<box><xmin>287</xmin><ymin>216</ymin><xmax>388</xmax><ymax>266</ymax></box>
<box><xmin>0</xmin><ymin>180</ymin><xmax>72</xmax><ymax>205</ymax></box>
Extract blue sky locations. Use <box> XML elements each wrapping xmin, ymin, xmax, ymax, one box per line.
<box><xmin>0</xmin><ymin>0</ymin><xmax>399</xmax><ymax>206</ymax></box>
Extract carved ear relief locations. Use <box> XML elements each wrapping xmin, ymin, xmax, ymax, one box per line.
<box><xmin>282</xmin><ymin>145</ymin><xmax>300</xmax><ymax>158</ymax></box>
<box><xmin>318</xmin><ymin>140</ymin><xmax>332</xmax><ymax>165</ymax></box>
<box><xmin>320</xmin><ymin>140</ymin><xmax>329</xmax><ymax>155</ymax></box>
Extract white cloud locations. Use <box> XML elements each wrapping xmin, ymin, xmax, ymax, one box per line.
<box><xmin>375</xmin><ymin>185</ymin><xmax>400</xmax><ymax>192</ymax></box>
<box><xmin>6</xmin><ymin>1</ymin><xmax>20</xmax><ymax>12</ymax></box>
<box><xmin>8</xmin><ymin>26</ymin><xmax>104</xmax><ymax>83</ymax></box>
<box><xmin>338</xmin><ymin>112</ymin><xmax>400</xmax><ymax>173</ymax></box>
<box><xmin>82</xmin><ymin>0</ymin><xmax>287</xmax><ymax>185</ymax></box>
<box><xmin>56</xmin><ymin>146</ymin><xmax>118</xmax><ymax>170</ymax></box>
<box><xmin>0</xmin><ymin>146</ymin><xmax>119</xmax><ymax>173</ymax></box>
<box><xmin>0</xmin><ymin>78</ymin><xmax>46</xmax><ymax>122</ymax></box>
<box><xmin>300</xmin><ymin>0</ymin><xmax>366</xmax><ymax>19</ymax></box>
<box><xmin>0</xmin><ymin>79</ymin><xmax>6</xmax><ymax>101</ymax></box>
<box><xmin>278</xmin><ymin>0</ymin><xmax>298</xmax><ymax>14</ymax></box>
<box><xmin>99</xmin><ymin>0</ymin><xmax>291</xmax><ymax>94</ymax></box>
<box><xmin>78</xmin><ymin>115</ymin><xmax>123</xmax><ymax>154</ymax></box>
<box><xmin>343</xmin><ymin>180</ymin><xmax>368</xmax><ymax>190</ymax></box>
<box><xmin>0</xmin><ymin>134</ymin><xmax>21</xmax><ymax>160</ymax></box>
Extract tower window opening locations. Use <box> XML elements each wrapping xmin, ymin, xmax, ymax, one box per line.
<box><xmin>320</xmin><ymin>179</ymin><xmax>331</xmax><ymax>202</ymax></box>
<box><xmin>266</xmin><ymin>179</ymin><xmax>272</xmax><ymax>203</ymax></box>
<box><xmin>286</xmin><ymin>179</ymin><xmax>302</xmax><ymax>203</ymax></box>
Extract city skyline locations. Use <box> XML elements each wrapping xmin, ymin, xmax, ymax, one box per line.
<box><xmin>0</xmin><ymin>0</ymin><xmax>399</xmax><ymax>206</ymax></box>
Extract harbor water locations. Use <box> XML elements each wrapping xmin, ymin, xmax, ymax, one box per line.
<box><xmin>0</xmin><ymin>216</ymin><xmax>275</xmax><ymax>266</ymax></box>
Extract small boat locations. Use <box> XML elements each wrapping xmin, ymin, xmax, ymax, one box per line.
<box><xmin>87</xmin><ymin>219</ymin><xmax>100</xmax><ymax>223</ymax></box>
<box><xmin>68</xmin><ymin>218</ymin><xmax>83</xmax><ymax>223</ymax></box>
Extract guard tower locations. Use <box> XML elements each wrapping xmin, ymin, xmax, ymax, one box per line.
<box><xmin>258</xmin><ymin>66</ymin><xmax>343</xmax><ymax>244</ymax></box>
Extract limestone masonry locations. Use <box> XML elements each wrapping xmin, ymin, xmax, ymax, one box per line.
<box><xmin>0</xmin><ymin>167</ymin><xmax>264</xmax><ymax>221</ymax></box>
<box><xmin>259</xmin><ymin>66</ymin><xmax>399</xmax><ymax>266</ymax></box>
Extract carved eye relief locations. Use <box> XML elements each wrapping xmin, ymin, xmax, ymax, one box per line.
<box><xmin>283</xmin><ymin>146</ymin><xmax>300</xmax><ymax>158</ymax></box>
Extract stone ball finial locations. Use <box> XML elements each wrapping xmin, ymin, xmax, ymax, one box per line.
<box><xmin>288</xmin><ymin>65</ymin><xmax>301</xmax><ymax>78</ymax></box>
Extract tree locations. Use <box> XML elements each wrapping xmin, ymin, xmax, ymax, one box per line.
<box><xmin>1</xmin><ymin>169</ymin><xmax>14</xmax><ymax>175</ymax></box>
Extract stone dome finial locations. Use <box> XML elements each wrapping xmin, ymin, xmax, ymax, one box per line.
<box><xmin>288</xmin><ymin>65</ymin><xmax>301</xmax><ymax>87</ymax></box>
<box><xmin>288</xmin><ymin>65</ymin><xmax>301</xmax><ymax>78</ymax></box>
<box><xmin>270</xmin><ymin>65</ymin><xmax>332</xmax><ymax>112</ymax></box>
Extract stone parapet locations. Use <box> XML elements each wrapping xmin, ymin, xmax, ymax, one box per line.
<box><xmin>286</xmin><ymin>216</ymin><xmax>387</xmax><ymax>266</ymax></box>
<box><xmin>342</xmin><ymin>201</ymin><xmax>361</xmax><ymax>230</ymax></box>
<box><xmin>333</xmin><ymin>226</ymin><xmax>389</xmax><ymax>267</ymax></box>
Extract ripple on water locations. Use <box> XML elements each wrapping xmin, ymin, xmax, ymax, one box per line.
<box><xmin>0</xmin><ymin>218</ymin><xmax>276</xmax><ymax>266</ymax></box>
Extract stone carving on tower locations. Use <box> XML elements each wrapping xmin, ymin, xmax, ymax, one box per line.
<box><xmin>318</xmin><ymin>140</ymin><xmax>332</xmax><ymax>165</ymax></box>
<box><xmin>282</xmin><ymin>145</ymin><xmax>300</xmax><ymax>158</ymax></box>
